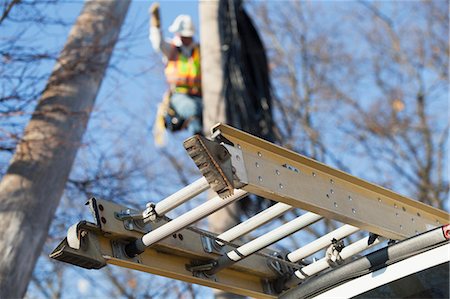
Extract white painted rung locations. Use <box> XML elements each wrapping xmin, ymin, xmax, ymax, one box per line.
<box><xmin>142</xmin><ymin>189</ymin><xmax>248</xmax><ymax>247</ymax></box>
<box><xmin>226</xmin><ymin>212</ymin><xmax>323</xmax><ymax>262</ymax></box>
<box><xmin>294</xmin><ymin>235</ymin><xmax>382</xmax><ymax>280</ymax></box>
<box><xmin>216</xmin><ymin>202</ymin><xmax>292</xmax><ymax>245</ymax></box>
<box><xmin>287</xmin><ymin>224</ymin><xmax>360</xmax><ymax>262</ymax></box>
<box><xmin>154</xmin><ymin>177</ymin><xmax>210</xmax><ymax>216</ymax></box>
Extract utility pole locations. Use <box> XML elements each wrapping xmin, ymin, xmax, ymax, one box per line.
<box><xmin>200</xmin><ymin>1</ymin><xmax>245</xmax><ymax>299</ymax></box>
<box><xmin>200</xmin><ymin>1</ymin><xmax>226</xmax><ymax>132</ymax></box>
<box><xmin>0</xmin><ymin>1</ymin><xmax>130</xmax><ymax>297</ymax></box>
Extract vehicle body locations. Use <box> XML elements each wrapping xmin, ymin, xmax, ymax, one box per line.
<box><xmin>281</xmin><ymin>225</ymin><xmax>450</xmax><ymax>299</ymax></box>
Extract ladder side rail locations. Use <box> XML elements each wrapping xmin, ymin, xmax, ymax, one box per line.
<box><xmin>195</xmin><ymin>124</ymin><xmax>449</xmax><ymax>240</ymax></box>
<box><xmin>50</xmin><ymin>217</ymin><xmax>278</xmax><ymax>298</ymax></box>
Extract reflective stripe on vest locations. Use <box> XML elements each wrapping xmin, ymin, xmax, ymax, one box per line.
<box><xmin>164</xmin><ymin>45</ymin><xmax>201</xmax><ymax>96</ymax></box>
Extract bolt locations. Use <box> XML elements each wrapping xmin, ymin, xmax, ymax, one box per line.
<box><xmin>125</xmin><ymin>221</ymin><xmax>134</xmax><ymax>230</ymax></box>
<box><xmin>98</xmin><ymin>204</ymin><xmax>104</xmax><ymax>211</ymax></box>
<box><xmin>101</xmin><ymin>217</ymin><xmax>107</xmax><ymax>224</ymax></box>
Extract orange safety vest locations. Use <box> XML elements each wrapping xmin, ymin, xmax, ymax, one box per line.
<box><xmin>164</xmin><ymin>44</ymin><xmax>202</xmax><ymax>96</ymax></box>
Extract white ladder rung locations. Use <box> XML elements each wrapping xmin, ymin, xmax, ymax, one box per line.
<box><xmin>226</xmin><ymin>212</ymin><xmax>322</xmax><ymax>262</ymax></box>
<box><xmin>287</xmin><ymin>224</ymin><xmax>360</xmax><ymax>262</ymax></box>
<box><xmin>216</xmin><ymin>202</ymin><xmax>292</xmax><ymax>245</ymax></box>
<box><xmin>294</xmin><ymin>235</ymin><xmax>383</xmax><ymax>280</ymax></box>
<box><xmin>154</xmin><ymin>177</ymin><xmax>210</xmax><ymax>216</ymax></box>
<box><xmin>142</xmin><ymin>189</ymin><xmax>248</xmax><ymax>247</ymax></box>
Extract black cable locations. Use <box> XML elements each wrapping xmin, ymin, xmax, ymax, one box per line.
<box><xmin>218</xmin><ymin>0</ymin><xmax>274</xmax><ymax>143</ymax></box>
<box><xmin>218</xmin><ymin>0</ymin><xmax>275</xmax><ymax>216</ymax></box>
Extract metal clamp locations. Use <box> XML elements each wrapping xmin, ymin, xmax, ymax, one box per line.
<box><xmin>186</xmin><ymin>260</ymin><xmax>218</xmax><ymax>282</ymax></box>
<box><xmin>114</xmin><ymin>209</ymin><xmax>152</xmax><ymax>234</ymax></box>
<box><xmin>268</xmin><ymin>252</ymin><xmax>295</xmax><ymax>294</ymax></box>
<box><xmin>142</xmin><ymin>203</ymin><xmax>157</xmax><ymax>222</ymax></box>
<box><xmin>326</xmin><ymin>238</ymin><xmax>345</xmax><ymax>267</ymax></box>
<box><xmin>201</xmin><ymin>235</ymin><xmax>223</xmax><ymax>254</ymax></box>
<box><xmin>115</xmin><ymin>208</ymin><xmax>144</xmax><ymax>221</ymax></box>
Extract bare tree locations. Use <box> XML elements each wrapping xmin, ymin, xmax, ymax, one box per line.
<box><xmin>250</xmin><ymin>1</ymin><xmax>448</xmax><ymax>209</ymax></box>
<box><xmin>1</xmin><ymin>1</ymin><xmax>446</xmax><ymax>298</ymax></box>
<box><xmin>0</xmin><ymin>0</ymin><xmax>21</xmax><ymax>25</ymax></box>
<box><xmin>0</xmin><ymin>1</ymin><xmax>130</xmax><ymax>297</ymax></box>
<box><xmin>343</xmin><ymin>1</ymin><xmax>449</xmax><ymax>208</ymax></box>
<box><xmin>0</xmin><ymin>0</ymin><xmax>71</xmax><ymax>171</ymax></box>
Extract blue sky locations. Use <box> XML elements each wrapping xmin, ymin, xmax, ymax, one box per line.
<box><xmin>1</xmin><ymin>1</ymin><xmax>448</xmax><ymax>297</ymax></box>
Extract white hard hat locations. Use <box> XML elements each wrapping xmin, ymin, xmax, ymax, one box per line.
<box><xmin>169</xmin><ymin>15</ymin><xmax>195</xmax><ymax>37</ymax></box>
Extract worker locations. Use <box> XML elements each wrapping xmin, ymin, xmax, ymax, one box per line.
<box><xmin>149</xmin><ymin>3</ymin><xmax>203</xmax><ymax>140</ymax></box>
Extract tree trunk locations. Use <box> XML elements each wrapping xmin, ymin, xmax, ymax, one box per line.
<box><xmin>200</xmin><ymin>0</ymin><xmax>226</xmax><ymax>132</ymax></box>
<box><xmin>200</xmin><ymin>1</ymin><xmax>245</xmax><ymax>298</ymax></box>
<box><xmin>0</xmin><ymin>1</ymin><xmax>130</xmax><ymax>297</ymax></box>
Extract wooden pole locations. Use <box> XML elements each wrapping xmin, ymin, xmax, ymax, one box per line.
<box><xmin>0</xmin><ymin>1</ymin><xmax>130</xmax><ymax>297</ymax></box>
<box><xmin>200</xmin><ymin>1</ymin><xmax>245</xmax><ymax>298</ymax></box>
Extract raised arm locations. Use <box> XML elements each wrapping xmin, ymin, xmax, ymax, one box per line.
<box><xmin>148</xmin><ymin>3</ymin><xmax>171</xmax><ymax>58</ymax></box>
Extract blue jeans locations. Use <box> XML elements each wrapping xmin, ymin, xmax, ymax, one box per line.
<box><xmin>170</xmin><ymin>93</ymin><xmax>203</xmax><ymax>135</ymax></box>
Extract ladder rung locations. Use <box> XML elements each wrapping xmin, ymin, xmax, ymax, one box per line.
<box><xmin>142</xmin><ymin>189</ymin><xmax>248</xmax><ymax>247</ymax></box>
<box><xmin>207</xmin><ymin>212</ymin><xmax>322</xmax><ymax>275</ymax></box>
<box><xmin>216</xmin><ymin>202</ymin><xmax>292</xmax><ymax>245</ymax></box>
<box><xmin>287</xmin><ymin>224</ymin><xmax>360</xmax><ymax>262</ymax></box>
<box><xmin>154</xmin><ymin>177</ymin><xmax>210</xmax><ymax>216</ymax></box>
<box><xmin>292</xmin><ymin>235</ymin><xmax>382</xmax><ymax>282</ymax></box>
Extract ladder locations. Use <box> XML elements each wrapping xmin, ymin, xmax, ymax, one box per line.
<box><xmin>51</xmin><ymin>124</ymin><xmax>449</xmax><ymax>298</ymax></box>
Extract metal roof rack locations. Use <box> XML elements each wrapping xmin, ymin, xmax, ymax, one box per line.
<box><xmin>51</xmin><ymin>124</ymin><xmax>449</xmax><ymax>298</ymax></box>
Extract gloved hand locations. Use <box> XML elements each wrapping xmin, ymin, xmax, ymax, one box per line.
<box><xmin>149</xmin><ymin>3</ymin><xmax>160</xmax><ymax>28</ymax></box>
